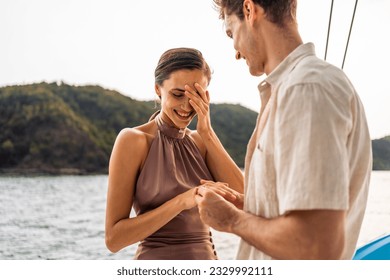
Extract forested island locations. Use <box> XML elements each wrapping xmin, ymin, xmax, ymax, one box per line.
<box><xmin>0</xmin><ymin>82</ymin><xmax>256</xmax><ymax>174</ymax></box>
<box><xmin>0</xmin><ymin>82</ymin><xmax>389</xmax><ymax>174</ymax></box>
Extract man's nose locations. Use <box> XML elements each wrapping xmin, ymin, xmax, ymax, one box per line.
<box><xmin>235</xmin><ymin>51</ymin><xmax>241</xmax><ymax>60</ymax></box>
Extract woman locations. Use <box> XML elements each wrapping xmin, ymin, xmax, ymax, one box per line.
<box><xmin>105</xmin><ymin>47</ymin><xmax>243</xmax><ymax>260</ymax></box>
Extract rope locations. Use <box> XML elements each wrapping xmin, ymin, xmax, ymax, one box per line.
<box><xmin>324</xmin><ymin>0</ymin><xmax>334</xmax><ymax>61</ymax></box>
<box><xmin>342</xmin><ymin>0</ymin><xmax>359</xmax><ymax>69</ymax></box>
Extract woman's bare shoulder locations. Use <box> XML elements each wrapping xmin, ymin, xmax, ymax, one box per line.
<box><xmin>118</xmin><ymin>121</ymin><xmax>156</xmax><ymax>142</ymax></box>
<box><xmin>113</xmin><ymin>121</ymin><xmax>157</xmax><ymax>156</ymax></box>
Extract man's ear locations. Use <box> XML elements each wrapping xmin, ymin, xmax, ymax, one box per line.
<box><xmin>243</xmin><ymin>0</ymin><xmax>253</xmax><ymax>20</ymax></box>
<box><xmin>243</xmin><ymin>0</ymin><xmax>263</xmax><ymax>25</ymax></box>
<box><xmin>155</xmin><ymin>84</ymin><xmax>161</xmax><ymax>99</ymax></box>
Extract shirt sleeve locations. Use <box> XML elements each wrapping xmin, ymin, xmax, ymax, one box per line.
<box><xmin>274</xmin><ymin>83</ymin><xmax>353</xmax><ymax>214</ymax></box>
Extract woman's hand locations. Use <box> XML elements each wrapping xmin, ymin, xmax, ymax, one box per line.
<box><xmin>185</xmin><ymin>83</ymin><xmax>211</xmax><ymax>136</ymax></box>
<box><xmin>177</xmin><ymin>187</ymin><xmax>199</xmax><ymax>210</ymax></box>
<box><xmin>200</xmin><ymin>179</ymin><xmax>244</xmax><ymax>210</ymax></box>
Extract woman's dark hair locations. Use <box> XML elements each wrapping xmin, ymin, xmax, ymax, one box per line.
<box><xmin>213</xmin><ymin>0</ymin><xmax>296</xmax><ymax>27</ymax></box>
<box><xmin>154</xmin><ymin>48</ymin><xmax>212</xmax><ymax>86</ymax></box>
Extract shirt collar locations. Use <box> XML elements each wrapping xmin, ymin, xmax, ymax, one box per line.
<box><xmin>259</xmin><ymin>42</ymin><xmax>316</xmax><ymax>90</ymax></box>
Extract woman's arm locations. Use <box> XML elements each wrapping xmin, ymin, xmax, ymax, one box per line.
<box><xmin>186</xmin><ymin>83</ymin><xmax>244</xmax><ymax>193</ymax></box>
<box><xmin>105</xmin><ymin>128</ymin><xmax>197</xmax><ymax>253</ymax></box>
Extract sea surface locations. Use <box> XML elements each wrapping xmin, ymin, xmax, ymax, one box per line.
<box><xmin>0</xmin><ymin>171</ymin><xmax>389</xmax><ymax>260</ymax></box>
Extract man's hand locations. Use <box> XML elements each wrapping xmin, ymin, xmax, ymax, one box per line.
<box><xmin>195</xmin><ymin>184</ymin><xmax>240</xmax><ymax>232</ymax></box>
<box><xmin>200</xmin><ymin>179</ymin><xmax>244</xmax><ymax>209</ymax></box>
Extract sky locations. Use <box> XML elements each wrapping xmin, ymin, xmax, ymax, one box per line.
<box><xmin>0</xmin><ymin>0</ymin><xmax>389</xmax><ymax>139</ymax></box>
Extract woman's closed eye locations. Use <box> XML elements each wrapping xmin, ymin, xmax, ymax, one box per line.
<box><xmin>173</xmin><ymin>93</ymin><xmax>184</xmax><ymax>98</ymax></box>
<box><xmin>170</xmin><ymin>90</ymin><xmax>185</xmax><ymax>98</ymax></box>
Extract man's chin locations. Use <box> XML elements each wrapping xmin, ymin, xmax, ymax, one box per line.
<box><xmin>249</xmin><ymin>67</ymin><xmax>264</xmax><ymax>77</ymax></box>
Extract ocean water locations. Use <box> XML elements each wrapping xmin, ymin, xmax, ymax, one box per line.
<box><xmin>0</xmin><ymin>171</ymin><xmax>389</xmax><ymax>260</ymax></box>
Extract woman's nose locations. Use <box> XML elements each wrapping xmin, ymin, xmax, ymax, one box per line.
<box><xmin>181</xmin><ymin>97</ymin><xmax>191</xmax><ymax>110</ymax></box>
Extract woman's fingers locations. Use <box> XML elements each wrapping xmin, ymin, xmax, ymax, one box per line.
<box><xmin>185</xmin><ymin>84</ymin><xmax>209</xmax><ymax>113</ymax></box>
<box><xmin>194</xmin><ymin>83</ymin><xmax>209</xmax><ymax>103</ymax></box>
<box><xmin>199</xmin><ymin>180</ymin><xmax>239</xmax><ymax>202</ymax></box>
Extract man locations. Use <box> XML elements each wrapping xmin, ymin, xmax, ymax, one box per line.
<box><xmin>195</xmin><ymin>0</ymin><xmax>372</xmax><ymax>259</ymax></box>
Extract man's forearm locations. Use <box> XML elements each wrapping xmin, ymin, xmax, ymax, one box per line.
<box><xmin>231</xmin><ymin>209</ymin><xmax>346</xmax><ymax>259</ymax></box>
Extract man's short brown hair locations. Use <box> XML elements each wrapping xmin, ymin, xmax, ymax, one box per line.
<box><xmin>213</xmin><ymin>0</ymin><xmax>297</xmax><ymax>27</ymax></box>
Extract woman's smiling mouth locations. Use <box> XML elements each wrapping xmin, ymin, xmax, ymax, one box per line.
<box><xmin>174</xmin><ymin>109</ymin><xmax>193</xmax><ymax>120</ymax></box>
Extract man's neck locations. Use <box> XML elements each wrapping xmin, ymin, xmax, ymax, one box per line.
<box><xmin>263</xmin><ymin>23</ymin><xmax>303</xmax><ymax>75</ymax></box>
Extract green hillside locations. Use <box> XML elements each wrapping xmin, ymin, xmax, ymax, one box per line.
<box><xmin>1</xmin><ymin>82</ymin><xmax>389</xmax><ymax>174</ymax></box>
<box><xmin>372</xmin><ymin>136</ymin><xmax>390</xmax><ymax>170</ymax></box>
<box><xmin>0</xmin><ymin>82</ymin><xmax>256</xmax><ymax>174</ymax></box>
